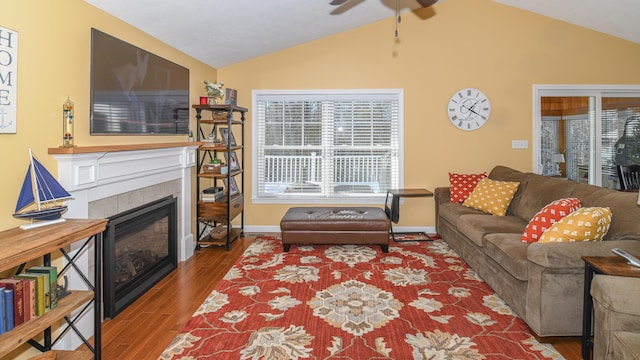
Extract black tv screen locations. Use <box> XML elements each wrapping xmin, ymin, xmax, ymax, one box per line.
<box><xmin>90</xmin><ymin>28</ymin><xmax>189</xmax><ymax>135</ymax></box>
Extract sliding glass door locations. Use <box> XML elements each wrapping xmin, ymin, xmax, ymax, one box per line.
<box><xmin>534</xmin><ymin>86</ymin><xmax>640</xmax><ymax>189</ymax></box>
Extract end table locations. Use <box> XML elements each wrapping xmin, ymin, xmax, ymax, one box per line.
<box><xmin>384</xmin><ymin>188</ymin><xmax>433</xmax><ymax>242</ymax></box>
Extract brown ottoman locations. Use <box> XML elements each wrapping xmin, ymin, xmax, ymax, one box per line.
<box><xmin>280</xmin><ymin>207</ymin><xmax>390</xmax><ymax>252</ymax></box>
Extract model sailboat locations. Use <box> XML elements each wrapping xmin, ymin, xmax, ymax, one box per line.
<box><xmin>14</xmin><ymin>149</ymin><xmax>72</xmax><ymax>229</ymax></box>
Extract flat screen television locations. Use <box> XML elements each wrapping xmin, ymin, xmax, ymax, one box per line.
<box><xmin>90</xmin><ymin>28</ymin><xmax>189</xmax><ymax>135</ymax></box>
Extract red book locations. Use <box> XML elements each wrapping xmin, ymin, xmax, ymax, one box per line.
<box><xmin>0</xmin><ymin>279</ymin><xmax>26</xmax><ymax>326</ymax></box>
<box><xmin>14</xmin><ymin>277</ymin><xmax>36</xmax><ymax>320</ymax></box>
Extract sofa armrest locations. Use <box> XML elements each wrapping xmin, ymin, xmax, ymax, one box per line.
<box><xmin>592</xmin><ymin>275</ymin><xmax>640</xmax><ymax>317</ymax></box>
<box><xmin>591</xmin><ymin>275</ymin><xmax>640</xmax><ymax>360</ymax></box>
<box><xmin>433</xmin><ymin>187</ymin><xmax>451</xmax><ymax>205</ymax></box>
<box><xmin>527</xmin><ymin>240</ymin><xmax>640</xmax><ymax>269</ymax></box>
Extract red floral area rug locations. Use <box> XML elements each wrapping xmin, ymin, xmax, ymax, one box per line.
<box><xmin>160</xmin><ymin>237</ymin><xmax>564</xmax><ymax>360</ymax></box>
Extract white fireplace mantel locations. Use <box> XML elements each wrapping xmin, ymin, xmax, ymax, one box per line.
<box><xmin>50</xmin><ymin>142</ymin><xmax>199</xmax><ymax>262</ymax></box>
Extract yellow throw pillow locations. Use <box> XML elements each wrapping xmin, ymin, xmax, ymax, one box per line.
<box><xmin>462</xmin><ymin>178</ymin><xmax>520</xmax><ymax>216</ymax></box>
<box><xmin>538</xmin><ymin>207</ymin><xmax>612</xmax><ymax>243</ymax></box>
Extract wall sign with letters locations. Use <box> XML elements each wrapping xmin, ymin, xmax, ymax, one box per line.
<box><xmin>0</xmin><ymin>26</ymin><xmax>17</xmax><ymax>134</ymax></box>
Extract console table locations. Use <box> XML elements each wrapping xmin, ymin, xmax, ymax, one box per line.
<box><xmin>384</xmin><ymin>188</ymin><xmax>433</xmax><ymax>242</ymax></box>
<box><xmin>0</xmin><ymin>219</ymin><xmax>107</xmax><ymax>359</ymax></box>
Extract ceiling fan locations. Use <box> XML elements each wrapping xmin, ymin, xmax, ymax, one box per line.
<box><xmin>330</xmin><ymin>0</ymin><xmax>438</xmax><ymax>36</ymax></box>
<box><xmin>330</xmin><ymin>0</ymin><xmax>437</xmax><ymax>8</ymax></box>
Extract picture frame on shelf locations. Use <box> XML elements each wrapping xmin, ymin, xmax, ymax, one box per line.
<box><xmin>223</xmin><ymin>177</ymin><xmax>239</xmax><ymax>196</ymax></box>
<box><xmin>225</xmin><ymin>88</ymin><xmax>237</xmax><ymax>105</ymax></box>
<box><xmin>219</xmin><ymin>127</ymin><xmax>236</xmax><ymax>146</ymax></box>
<box><xmin>226</xmin><ymin>151</ymin><xmax>240</xmax><ymax>171</ymax></box>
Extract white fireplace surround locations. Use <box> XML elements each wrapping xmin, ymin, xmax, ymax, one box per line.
<box><xmin>50</xmin><ymin>143</ymin><xmax>198</xmax><ymax>350</ymax></box>
<box><xmin>52</xmin><ymin>143</ymin><xmax>198</xmax><ymax>261</ymax></box>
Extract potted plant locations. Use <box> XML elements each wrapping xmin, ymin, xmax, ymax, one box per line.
<box><xmin>204</xmin><ymin>80</ymin><xmax>224</xmax><ymax>104</ymax></box>
<box><xmin>203</xmin><ymin>157</ymin><xmax>227</xmax><ymax>174</ymax></box>
<box><xmin>188</xmin><ymin>130</ymin><xmax>194</xmax><ymax>142</ymax></box>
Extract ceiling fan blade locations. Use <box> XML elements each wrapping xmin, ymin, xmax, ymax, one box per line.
<box><xmin>416</xmin><ymin>0</ymin><xmax>437</xmax><ymax>7</ymax></box>
<box><xmin>330</xmin><ymin>0</ymin><xmax>348</xmax><ymax>5</ymax></box>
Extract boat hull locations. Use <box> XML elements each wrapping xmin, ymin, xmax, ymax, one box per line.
<box><xmin>13</xmin><ymin>206</ymin><xmax>68</xmax><ymax>221</ymax></box>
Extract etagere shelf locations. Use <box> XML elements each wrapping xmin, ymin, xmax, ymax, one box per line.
<box><xmin>193</xmin><ymin>104</ymin><xmax>246</xmax><ymax>250</ymax></box>
<box><xmin>0</xmin><ymin>218</ymin><xmax>107</xmax><ymax>360</ymax></box>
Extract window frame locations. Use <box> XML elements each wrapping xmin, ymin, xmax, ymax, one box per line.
<box><xmin>251</xmin><ymin>89</ymin><xmax>404</xmax><ymax>204</ymax></box>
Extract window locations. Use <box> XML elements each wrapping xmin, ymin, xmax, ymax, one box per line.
<box><xmin>534</xmin><ymin>85</ymin><xmax>640</xmax><ymax>189</ymax></box>
<box><xmin>252</xmin><ymin>89</ymin><xmax>403</xmax><ymax>203</ymax></box>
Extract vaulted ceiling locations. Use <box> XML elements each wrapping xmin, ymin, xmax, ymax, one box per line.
<box><xmin>84</xmin><ymin>0</ymin><xmax>640</xmax><ymax>68</ymax></box>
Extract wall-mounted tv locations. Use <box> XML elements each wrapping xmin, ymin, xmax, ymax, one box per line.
<box><xmin>90</xmin><ymin>28</ymin><xmax>189</xmax><ymax>135</ymax></box>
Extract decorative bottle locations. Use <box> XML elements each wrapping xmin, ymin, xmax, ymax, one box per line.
<box><xmin>62</xmin><ymin>97</ymin><xmax>75</xmax><ymax>147</ymax></box>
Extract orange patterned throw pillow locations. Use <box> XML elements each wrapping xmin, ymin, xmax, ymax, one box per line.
<box><xmin>521</xmin><ymin>198</ymin><xmax>581</xmax><ymax>243</ymax></box>
<box><xmin>538</xmin><ymin>207</ymin><xmax>612</xmax><ymax>243</ymax></box>
<box><xmin>449</xmin><ymin>172</ymin><xmax>487</xmax><ymax>203</ymax></box>
<box><xmin>462</xmin><ymin>178</ymin><xmax>520</xmax><ymax>216</ymax></box>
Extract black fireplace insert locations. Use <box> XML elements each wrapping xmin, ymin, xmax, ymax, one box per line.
<box><xmin>103</xmin><ymin>196</ymin><xmax>177</xmax><ymax>318</ymax></box>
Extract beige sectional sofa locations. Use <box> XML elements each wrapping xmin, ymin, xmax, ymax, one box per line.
<box><xmin>434</xmin><ymin>165</ymin><xmax>640</xmax><ymax>337</ymax></box>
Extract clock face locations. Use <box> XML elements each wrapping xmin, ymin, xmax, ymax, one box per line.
<box><xmin>447</xmin><ymin>88</ymin><xmax>491</xmax><ymax>131</ymax></box>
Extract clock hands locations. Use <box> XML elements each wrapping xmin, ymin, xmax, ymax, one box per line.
<box><xmin>461</xmin><ymin>101</ymin><xmax>481</xmax><ymax>118</ymax></box>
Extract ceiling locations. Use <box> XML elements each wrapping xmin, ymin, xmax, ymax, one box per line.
<box><xmin>84</xmin><ymin>0</ymin><xmax>640</xmax><ymax>69</ymax></box>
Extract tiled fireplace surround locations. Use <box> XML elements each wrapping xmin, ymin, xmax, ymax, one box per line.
<box><xmin>50</xmin><ymin>143</ymin><xmax>198</xmax><ymax>350</ymax></box>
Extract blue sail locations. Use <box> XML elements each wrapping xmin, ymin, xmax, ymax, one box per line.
<box><xmin>14</xmin><ymin>150</ymin><xmax>72</xmax><ymax>223</ymax></box>
<box><xmin>32</xmin><ymin>157</ymin><xmax>72</xmax><ymax>202</ymax></box>
<box><xmin>15</xmin><ymin>166</ymin><xmax>35</xmax><ymax>213</ymax></box>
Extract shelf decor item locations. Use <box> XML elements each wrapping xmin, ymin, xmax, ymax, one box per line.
<box><xmin>204</xmin><ymin>80</ymin><xmax>224</xmax><ymax>104</ymax></box>
<box><xmin>61</xmin><ymin>97</ymin><xmax>75</xmax><ymax>148</ymax></box>
<box><xmin>13</xmin><ymin>148</ymin><xmax>73</xmax><ymax>229</ymax></box>
<box><xmin>219</xmin><ymin>127</ymin><xmax>236</xmax><ymax>146</ymax></box>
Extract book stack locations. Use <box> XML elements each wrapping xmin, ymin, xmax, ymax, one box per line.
<box><xmin>201</xmin><ymin>186</ymin><xmax>224</xmax><ymax>202</ymax></box>
<box><xmin>0</xmin><ymin>266</ymin><xmax>58</xmax><ymax>334</ymax></box>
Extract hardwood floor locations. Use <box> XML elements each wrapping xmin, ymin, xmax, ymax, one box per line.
<box><xmin>101</xmin><ymin>235</ymin><xmax>583</xmax><ymax>360</ymax></box>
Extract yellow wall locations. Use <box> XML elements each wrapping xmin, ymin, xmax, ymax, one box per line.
<box><xmin>220</xmin><ymin>0</ymin><xmax>640</xmax><ymax>228</ymax></box>
<box><xmin>3</xmin><ymin>0</ymin><xmax>640</xmax><ymax>234</ymax></box>
<box><xmin>0</xmin><ymin>0</ymin><xmax>217</xmax><ymax>231</ymax></box>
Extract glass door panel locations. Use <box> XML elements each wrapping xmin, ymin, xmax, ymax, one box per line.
<box><xmin>540</xmin><ymin>96</ymin><xmax>593</xmax><ymax>183</ymax></box>
<box><xmin>603</xmin><ymin>97</ymin><xmax>640</xmax><ymax>189</ymax></box>
<box><xmin>538</xmin><ymin>93</ymin><xmax>640</xmax><ymax>190</ymax></box>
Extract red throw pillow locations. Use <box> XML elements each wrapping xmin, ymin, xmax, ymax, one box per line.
<box><xmin>449</xmin><ymin>172</ymin><xmax>487</xmax><ymax>203</ymax></box>
<box><xmin>521</xmin><ymin>198</ymin><xmax>582</xmax><ymax>243</ymax></box>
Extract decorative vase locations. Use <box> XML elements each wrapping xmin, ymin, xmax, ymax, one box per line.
<box><xmin>208</xmin><ymin>97</ymin><xmax>218</xmax><ymax>105</ymax></box>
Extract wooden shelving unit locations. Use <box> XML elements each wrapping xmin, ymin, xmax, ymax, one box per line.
<box><xmin>0</xmin><ymin>219</ymin><xmax>107</xmax><ymax>359</ymax></box>
<box><xmin>193</xmin><ymin>104</ymin><xmax>246</xmax><ymax>250</ymax></box>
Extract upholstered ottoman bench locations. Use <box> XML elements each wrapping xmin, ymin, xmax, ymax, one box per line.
<box><xmin>280</xmin><ymin>207</ymin><xmax>390</xmax><ymax>252</ymax></box>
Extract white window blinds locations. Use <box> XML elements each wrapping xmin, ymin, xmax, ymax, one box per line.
<box><xmin>252</xmin><ymin>89</ymin><xmax>403</xmax><ymax>203</ymax></box>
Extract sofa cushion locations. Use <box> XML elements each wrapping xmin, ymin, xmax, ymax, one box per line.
<box><xmin>488</xmin><ymin>166</ymin><xmax>531</xmax><ymax>216</ymax></box>
<box><xmin>449</xmin><ymin>172</ymin><xmax>487</xmax><ymax>203</ymax></box>
<box><xmin>573</xmin><ymin>183</ymin><xmax>640</xmax><ymax>241</ymax></box>
<box><xmin>512</xmin><ymin>174</ymin><xmax>576</xmax><ymax>222</ymax></box>
<box><xmin>457</xmin><ymin>214</ymin><xmax>528</xmax><ymax>247</ymax></box>
<box><xmin>438</xmin><ymin>202</ymin><xmax>487</xmax><ymax>228</ymax></box>
<box><xmin>521</xmin><ymin>198</ymin><xmax>582</xmax><ymax>243</ymax></box>
<box><xmin>539</xmin><ymin>207</ymin><xmax>612</xmax><ymax>243</ymax></box>
<box><xmin>484</xmin><ymin>233</ymin><xmax>530</xmax><ymax>281</ymax></box>
<box><xmin>462</xmin><ymin>178</ymin><xmax>520</xmax><ymax>216</ymax></box>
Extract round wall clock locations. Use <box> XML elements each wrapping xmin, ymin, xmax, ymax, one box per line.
<box><xmin>447</xmin><ymin>88</ymin><xmax>491</xmax><ymax>131</ymax></box>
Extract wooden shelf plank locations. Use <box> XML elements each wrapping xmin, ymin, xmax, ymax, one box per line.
<box><xmin>0</xmin><ymin>219</ymin><xmax>107</xmax><ymax>272</ymax></box>
<box><xmin>0</xmin><ymin>291</ymin><xmax>94</xmax><ymax>358</ymax></box>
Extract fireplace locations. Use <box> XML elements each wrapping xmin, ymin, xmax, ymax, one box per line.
<box><xmin>103</xmin><ymin>196</ymin><xmax>177</xmax><ymax>318</ymax></box>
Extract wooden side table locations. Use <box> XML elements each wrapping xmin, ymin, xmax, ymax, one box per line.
<box><xmin>581</xmin><ymin>255</ymin><xmax>640</xmax><ymax>360</ymax></box>
<box><xmin>384</xmin><ymin>188</ymin><xmax>433</xmax><ymax>242</ymax></box>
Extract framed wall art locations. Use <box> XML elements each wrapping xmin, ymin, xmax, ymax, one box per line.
<box><xmin>0</xmin><ymin>25</ymin><xmax>18</xmax><ymax>134</ymax></box>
